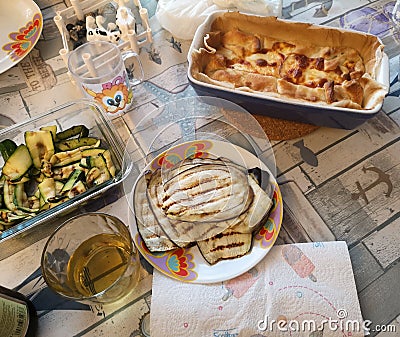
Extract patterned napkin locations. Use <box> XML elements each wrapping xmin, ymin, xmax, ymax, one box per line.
<box><xmin>150</xmin><ymin>241</ymin><xmax>365</xmax><ymax>337</ymax></box>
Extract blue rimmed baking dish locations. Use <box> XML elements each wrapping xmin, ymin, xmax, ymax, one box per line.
<box><xmin>187</xmin><ymin>11</ymin><xmax>390</xmax><ymax>129</ymax></box>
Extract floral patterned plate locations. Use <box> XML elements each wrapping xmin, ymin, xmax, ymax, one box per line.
<box><xmin>0</xmin><ymin>0</ymin><xmax>43</xmax><ymax>74</ymax></box>
<box><xmin>128</xmin><ymin>140</ymin><xmax>283</xmax><ymax>283</ymax></box>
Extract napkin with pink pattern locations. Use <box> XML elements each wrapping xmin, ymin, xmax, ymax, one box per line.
<box><xmin>150</xmin><ymin>241</ymin><xmax>365</xmax><ymax>337</ymax></box>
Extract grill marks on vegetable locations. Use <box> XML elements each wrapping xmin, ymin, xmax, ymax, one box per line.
<box><xmin>134</xmin><ymin>157</ymin><xmax>275</xmax><ymax>265</ymax></box>
<box><xmin>0</xmin><ymin>125</ymin><xmax>117</xmax><ymax>233</ymax></box>
<box><xmin>205</xmin><ymin>234</ymin><xmax>247</xmax><ymax>252</ymax></box>
<box><xmin>161</xmin><ymin>163</ymin><xmax>252</xmax><ymax>222</ymax></box>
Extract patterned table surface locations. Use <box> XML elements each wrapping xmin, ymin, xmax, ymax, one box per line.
<box><xmin>0</xmin><ymin>1</ymin><xmax>399</xmax><ymax>336</ymax></box>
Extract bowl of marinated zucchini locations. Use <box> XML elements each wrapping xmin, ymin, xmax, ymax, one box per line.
<box><xmin>0</xmin><ymin>99</ymin><xmax>132</xmax><ymax>241</ymax></box>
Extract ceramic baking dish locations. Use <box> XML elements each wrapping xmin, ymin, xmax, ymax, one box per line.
<box><xmin>187</xmin><ymin>11</ymin><xmax>390</xmax><ymax>129</ymax></box>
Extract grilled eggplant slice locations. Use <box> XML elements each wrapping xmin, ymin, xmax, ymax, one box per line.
<box><xmin>148</xmin><ymin>168</ymin><xmax>243</xmax><ymax>244</ymax></box>
<box><xmin>134</xmin><ymin>173</ymin><xmax>178</xmax><ymax>252</ymax></box>
<box><xmin>160</xmin><ymin>156</ymin><xmax>224</xmax><ymax>183</ymax></box>
<box><xmin>245</xmin><ymin>174</ymin><xmax>274</xmax><ymax>231</ymax></box>
<box><xmin>135</xmin><ymin>156</ymin><xmax>276</xmax><ymax>264</ymax></box>
<box><xmin>161</xmin><ymin>162</ymin><xmax>253</xmax><ymax>222</ymax></box>
<box><xmin>146</xmin><ymin>170</ymin><xmax>194</xmax><ymax>248</ymax></box>
<box><xmin>196</xmin><ymin>174</ymin><xmax>273</xmax><ymax>265</ymax></box>
<box><xmin>197</xmin><ymin>228</ymin><xmax>253</xmax><ymax>265</ymax></box>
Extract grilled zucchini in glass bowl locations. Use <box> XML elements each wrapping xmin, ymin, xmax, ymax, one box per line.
<box><xmin>0</xmin><ymin>99</ymin><xmax>132</xmax><ymax>245</ymax></box>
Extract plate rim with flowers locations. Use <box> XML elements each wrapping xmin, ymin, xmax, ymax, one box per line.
<box><xmin>128</xmin><ymin>139</ymin><xmax>283</xmax><ymax>284</ymax></box>
<box><xmin>0</xmin><ymin>0</ymin><xmax>43</xmax><ymax>74</ymax></box>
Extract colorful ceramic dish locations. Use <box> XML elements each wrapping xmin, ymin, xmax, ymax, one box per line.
<box><xmin>0</xmin><ymin>0</ymin><xmax>43</xmax><ymax>74</ymax></box>
<box><xmin>128</xmin><ymin>140</ymin><xmax>283</xmax><ymax>283</ymax></box>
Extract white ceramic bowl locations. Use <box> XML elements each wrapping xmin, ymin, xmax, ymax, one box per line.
<box><xmin>0</xmin><ymin>0</ymin><xmax>43</xmax><ymax>74</ymax></box>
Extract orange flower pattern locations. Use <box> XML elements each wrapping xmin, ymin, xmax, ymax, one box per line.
<box><xmin>136</xmin><ymin>234</ymin><xmax>198</xmax><ymax>281</ymax></box>
<box><xmin>2</xmin><ymin>13</ymin><xmax>42</xmax><ymax>62</ymax></box>
<box><xmin>153</xmin><ymin>141</ymin><xmax>213</xmax><ymax>170</ymax></box>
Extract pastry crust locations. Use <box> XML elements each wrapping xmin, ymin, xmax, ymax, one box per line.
<box><xmin>190</xmin><ymin>13</ymin><xmax>387</xmax><ymax>110</ymax></box>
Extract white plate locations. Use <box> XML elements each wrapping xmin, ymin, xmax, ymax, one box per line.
<box><xmin>128</xmin><ymin>139</ymin><xmax>283</xmax><ymax>283</ymax></box>
<box><xmin>0</xmin><ymin>0</ymin><xmax>43</xmax><ymax>74</ymax></box>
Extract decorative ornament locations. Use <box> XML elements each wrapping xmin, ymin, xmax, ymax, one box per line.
<box><xmin>53</xmin><ymin>0</ymin><xmax>152</xmax><ymax>68</ymax></box>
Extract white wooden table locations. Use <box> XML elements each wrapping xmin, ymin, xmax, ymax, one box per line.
<box><xmin>0</xmin><ymin>1</ymin><xmax>399</xmax><ymax>336</ymax></box>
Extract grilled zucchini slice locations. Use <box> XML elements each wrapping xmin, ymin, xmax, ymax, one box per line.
<box><xmin>0</xmin><ymin>139</ymin><xmax>17</xmax><ymax>161</ymax></box>
<box><xmin>55</xmin><ymin>137</ymin><xmax>100</xmax><ymax>151</ymax></box>
<box><xmin>60</xmin><ymin>169</ymin><xmax>85</xmax><ymax>194</ymax></box>
<box><xmin>3</xmin><ymin>180</ymin><xmax>16</xmax><ymax>211</ymax></box>
<box><xmin>2</xmin><ymin>145</ymin><xmax>33</xmax><ymax>181</ymax></box>
<box><xmin>25</xmin><ymin>130</ymin><xmax>55</xmax><ymax>169</ymax></box>
<box><xmin>40</xmin><ymin>125</ymin><xmax>57</xmax><ymax>140</ymax></box>
<box><xmin>85</xmin><ymin>155</ymin><xmax>111</xmax><ymax>186</ymax></box>
<box><xmin>55</xmin><ymin>125</ymin><xmax>89</xmax><ymax>142</ymax></box>
<box><xmin>38</xmin><ymin>178</ymin><xmax>56</xmax><ymax>203</ymax></box>
<box><xmin>67</xmin><ymin>180</ymin><xmax>87</xmax><ymax>198</ymax></box>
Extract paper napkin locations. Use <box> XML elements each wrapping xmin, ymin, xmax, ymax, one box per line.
<box><xmin>150</xmin><ymin>241</ymin><xmax>365</xmax><ymax>337</ymax></box>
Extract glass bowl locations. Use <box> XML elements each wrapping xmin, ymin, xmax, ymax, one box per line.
<box><xmin>0</xmin><ymin>99</ymin><xmax>132</xmax><ymax>243</ymax></box>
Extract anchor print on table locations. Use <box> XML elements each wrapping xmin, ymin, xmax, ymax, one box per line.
<box><xmin>351</xmin><ymin>166</ymin><xmax>393</xmax><ymax>205</ymax></box>
<box><xmin>293</xmin><ymin>139</ymin><xmax>318</xmax><ymax>167</ymax></box>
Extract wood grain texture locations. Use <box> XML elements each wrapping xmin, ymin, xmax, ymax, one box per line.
<box><xmin>374</xmin><ymin>315</ymin><xmax>399</xmax><ymax>337</ymax></box>
<box><xmin>349</xmin><ymin>243</ymin><xmax>384</xmax><ymax>292</ymax></box>
<box><xmin>307</xmin><ymin>141</ymin><xmax>400</xmax><ymax>246</ymax></box>
<box><xmin>301</xmin><ymin>114</ymin><xmax>399</xmax><ymax>186</ymax></box>
<box><xmin>358</xmin><ymin>263</ymin><xmax>400</xmax><ymax>337</ymax></box>
<box><xmin>279</xmin><ymin>181</ymin><xmax>335</xmax><ymax>242</ymax></box>
<box><xmin>364</xmin><ymin>218</ymin><xmax>400</xmax><ymax>268</ymax></box>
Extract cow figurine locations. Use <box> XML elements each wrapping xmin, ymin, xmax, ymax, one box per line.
<box><xmin>86</xmin><ymin>15</ymin><xmax>121</xmax><ymax>44</ymax></box>
<box><xmin>116</xmin><ymin>6</ymin><xmax>136</xmax><ymax>41</ymax></box>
